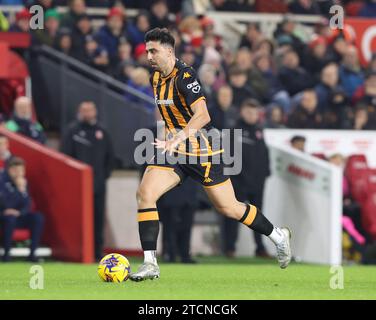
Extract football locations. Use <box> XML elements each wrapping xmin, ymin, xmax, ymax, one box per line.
<box><xmin>98</xmin><ymin>253</ymin><xmax>131</xmax><ymax>283</ymax></box>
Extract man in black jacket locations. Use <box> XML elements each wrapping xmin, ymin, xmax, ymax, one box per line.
<box><xmin>222</xmin><ymin>99</ymin><xmax>271</xmax><ymax>258</ymax></box>
<box><xmin>61</xmin><ymin>101</ymin><xmax>115</xmax><ymax>261</ymax></box>
<box><xmin>287</xmin><ymin>89</ymin><xmax>323</xmax><ymax>129</ymax></box>
<box><xmin>278</xmin><ymin>49</ymin><xmax>315</xmax><ymax>97</ymax></box>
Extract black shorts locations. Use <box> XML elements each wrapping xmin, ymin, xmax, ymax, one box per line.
<box><xmin>147</xmin><ymin>152</ymin><xmax>230</xmax><ymax>188</ymax></box>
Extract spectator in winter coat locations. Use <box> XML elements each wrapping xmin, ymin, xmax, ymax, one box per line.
<box><xmin>287</xmin><ymin>89</ymin><xmax>323</xmax><ymax>129</ymax></box>
<box><xmin>0</xmin><ymin>157</ymin><xmax>44</xmax><ymax>262</ymax></box>
<box><xmin>6</xmin><ymin>97</ymin><xmax>46</xmax><ymax>144</ymax></box>
<box><xmin>209</xmin><ymin>85</ymin><xmax>238</xmax><ymax>130</ymax></box>
<box><xmin>339</xmin><ymin>46</ymin><xmax>364</xmax><ymax>99</ymax></box>
<box><xmin>278</xmin><ymin>49</ymin><xmax>315</xmax><ymax>96</ymax></box>
<box><xmin>60</xmin><ymin>0</ymin><xmax>87</xmax><ymax>30</ymax></box>
<box><xmin>95</xmin><ymin>7</ymin><xmax>130</xmax><ymax>61</ymax></box>
<box><xmin>127</xmin><ymin>10</ymin><xmax>150</xmax><ymax>47</ymax></box>
<box><xmin>315</xmin><ymin>62</ymin><xmax>343</xmax><ymax>113</ymax></box>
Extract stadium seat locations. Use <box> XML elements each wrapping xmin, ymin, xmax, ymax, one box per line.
<box><xmin>345</xmin><ymin>155</ymin><xmax>369</xmax><ymax>203</ymax></box>
<box><xmin>0</xmin><ymin>228</ymin><xmax>31</xmax><ymax>242</ymax></box>
<box><xmin>367</xmin><ymin>169</ymin><xmax>376</xmax><ymax>194</ymax></box>
<box><xmin>362</xmin><ymin>194</ymin><xmax>376</xmax><ymax>241</ymax></box>
<box><xmin>345</xmin><ymin>154</ymin><xmax>368</xmax><ymax>173</ymax></box>
<box><xmin>354</xmin><ymin>168</ymin><xmax>376</xmax><ymax>241</ymax></box>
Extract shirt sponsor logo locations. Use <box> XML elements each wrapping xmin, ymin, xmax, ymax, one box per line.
<box><xmin>187</xmin><ymin>80</ymin><xmax>201</xmax><ymax>93</ymax></box>
<box><xmin>156</xmin><ymin>99</ymin><xmax>174</xmax><ymax>105</ymax></box>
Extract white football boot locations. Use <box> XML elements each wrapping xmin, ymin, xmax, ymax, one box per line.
<box><xmin>129</xmin><ymin>262</ymin><xmax>160</xmax><ymax>281</ymax></box>
<box><xmin>275</xmin><ymin>227</ymin><xmax>292</xmax><ymax>269</ymax></box>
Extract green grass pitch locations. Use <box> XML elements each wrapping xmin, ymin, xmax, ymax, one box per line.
<box><xmin>1</xmin><ymin>257</ymin><xmax>375</xmax><ymax>300</ymax></box>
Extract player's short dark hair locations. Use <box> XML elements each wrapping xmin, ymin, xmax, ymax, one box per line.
<box><xmin>144</xmin><ymin>27</ymin><xmax>175</xmax><ymax>48</ymax></box>
<box><xmin>7</xmin><ymin>157</ymin><xmax>25</xmax><ymax>168</ymax></box>
<box><xmin>290</xmin><ymin>135</ymin><xmax>306</xmax><ymax>144</ymax></box>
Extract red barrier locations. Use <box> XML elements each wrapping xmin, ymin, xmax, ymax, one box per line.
<box><xmin>0</xmin><ymin>32</ymin><xmax>31</xmax><ymax>48</ymax></box>
<box><xmin>0</xmin><ymin>127</ymin><xmax>94</xmax><ymax>263</ymax></box>
<box><xmin>0</xmin><ymin>43</ymin><xmax>10</xmax><ymax>78</ymax></box>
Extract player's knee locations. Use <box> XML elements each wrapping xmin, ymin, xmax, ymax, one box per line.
<box><xmin>136</xmin><ymin>186</ymin><xmax>157</xmax><ymax>204</ymax></box>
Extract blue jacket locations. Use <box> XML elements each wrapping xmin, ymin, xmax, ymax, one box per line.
<box><xmin>95</xmin><ymin>25</ymin><xmax>129</xmax><ymax>60</ymax></box>
<box><xmin>124</xmin><ymin>80</ymin><xmax>155</xmax><ymax>113</ymax></box>
<box><xmin>339</xmin><ymin>65</ymin><xmax>364</xmax><ymax>98</ymax></box>
<box><xmin>0</xmin><ymin>172</ymin><xmax>31</xmax><ymax>216</ymax></box>
<box><xmin>127</xmin><ymin>23</ymin><xmax>146</xmax><ymax>47</ymax></box>
<box><xmin>315</xmin><ymin>83</ymin><xmax>347</xmax><ymax>113</ymax></box>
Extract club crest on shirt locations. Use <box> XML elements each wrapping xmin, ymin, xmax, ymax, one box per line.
<box><xmin>183</xmin><ymin>72</ymin><xmax>191</xmax><ymax>79</ymax></box>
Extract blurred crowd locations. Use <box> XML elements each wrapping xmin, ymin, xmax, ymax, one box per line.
<box><xmin>1</xmin><ymin>0</ymin><xmax>376</xmax><ymax>129</ymax></box>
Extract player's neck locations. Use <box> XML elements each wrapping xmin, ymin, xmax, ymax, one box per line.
<box><xmin>161</xmin><ymin>57</ymin><xmax>176</xmax><ymax>77</ymax></box>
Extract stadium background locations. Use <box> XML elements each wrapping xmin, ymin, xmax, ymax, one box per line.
<box><xmin>0</xmin><ymin>0</ymin><xmax>376</xmax><ymax>299</ymax></box>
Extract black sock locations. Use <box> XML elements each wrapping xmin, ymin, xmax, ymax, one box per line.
<box><xmin>138</xmin><ymin>208</ymin><xmax>160</xmax><ymax>250</ymax></box>
<box><xmin>239</xmin><ymin>204</ymin><xmax>274</xmax><ymax>236</ymax></box>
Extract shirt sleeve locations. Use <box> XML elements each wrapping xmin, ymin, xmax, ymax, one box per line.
<box><xmin>176</xmin><ymin>67</ymin><xmax>206</xmax><ymax>107</ymax></box>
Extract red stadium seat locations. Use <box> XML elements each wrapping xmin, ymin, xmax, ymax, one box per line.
<box><xmin>357</xmin><ymin>169</ymin><xmax>376</xmax><ymax>241</ymax></box>
<box><xmin>362</xmin><ymin>193</ymin><xmax>376</xmax><ymax>241</ymax></box>
<box><xmin>345</xmin><ymin>154</ymin><xmax>368</xmax><ymax>172</ymax></box>
<box><xmin>345</xmin><ymin>155</ymin><xmax>369</xmax><ymax>203</ymax></box>
<box><xmin>0</xmin><ymin>228</ymin><xmax>31</xmax><ymax>242</ymax></box>
<box><xmin>367</xmin><ymin>169</ymin><xmax>376</xmax><ymax>194</ymax></box>
<box><xmin>12</xmin><ymin>229</ymin><xmax>31</xmax><ymax>241</ymax></box>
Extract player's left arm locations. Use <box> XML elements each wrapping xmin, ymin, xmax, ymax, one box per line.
<box><xmin>180</xmin><ymin>98</ymin><xmax>211</xmax><ymax>138</ymax></box>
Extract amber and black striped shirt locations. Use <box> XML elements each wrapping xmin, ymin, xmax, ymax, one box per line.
<box><xmin>151</xmin><ymin>59</ymin><xmax>223</xmax><ymax>157</ymax></box>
